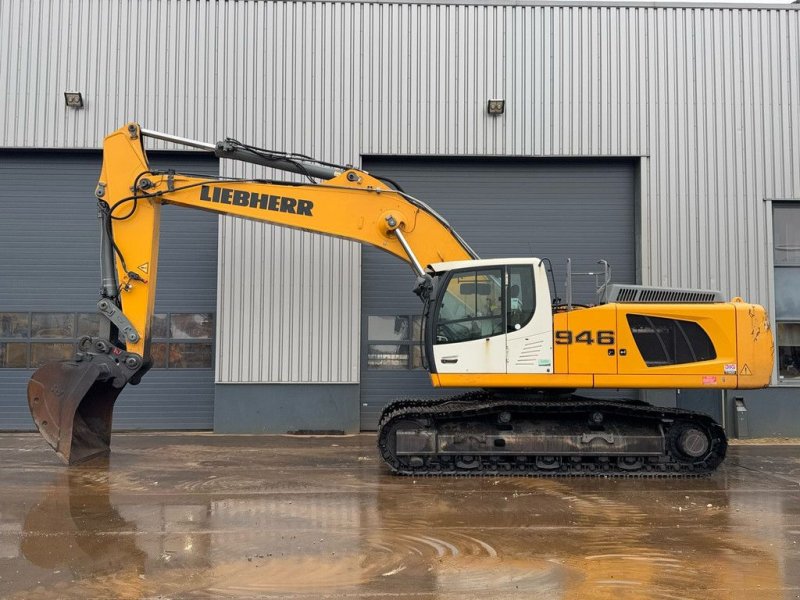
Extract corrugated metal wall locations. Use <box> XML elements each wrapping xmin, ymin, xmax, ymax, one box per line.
<box><xmin>217</xmin><ymin>216</ymin><xmax>360</xmax><ymax>383</ymax></box>
<box><xmin>642</xmin><ymin>7</ymin><xmax>800</xmax><ymax>309</ymax></box>
<box><xmin>1</xmin><ymin>0</ymin><xmax>655</xmax><ymax>155</ymax></box>
<box><xmin>216</xmin><ymin>164</ymin><xmax>360</xmax><ymax>383</ymax></box>
<box><xmin>1</xmin><ymin>0</ymin><xmax>799</xmax><ymax>384</ymax></box>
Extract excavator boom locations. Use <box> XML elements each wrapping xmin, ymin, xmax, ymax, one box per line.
<box><xmin>90</xmin><ymin>124</ymin><xmax>475</xmax><ymax>360</ymax></box>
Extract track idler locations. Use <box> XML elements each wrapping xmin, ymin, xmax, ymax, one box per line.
<box><xmin>27</xmin><ymin>337</ymin><xmax>146</xmax><ymax>465</ymax></box>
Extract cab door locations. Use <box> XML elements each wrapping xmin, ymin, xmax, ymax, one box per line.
<box><xmin>431</xmin><ymin>267</ymin><xmax>507</xmax><ymax>373</ymax></box>
<box><xmin>506</xmin><ymin>264</ymin><xmax>554</xmax><ymax>374</ymax></box>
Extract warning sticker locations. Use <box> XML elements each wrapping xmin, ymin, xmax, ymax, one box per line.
<box><xmin>702</xmin><ymin>376</ymin><xmax>718</xmax><ymax>385</ymax></box>
<box><xmin>740</xmin><ymin>364</ymin><xmax>752</xmax><ymax>376</ymax></box>
<box><xmin>138</xmin><ymin>262</ymin><xmax>149</xmax><ymax>274</ymax></box>
<box><xmin>724</xmin><ymin>364</ymin><xmax>737</xmax><ymax>375</ymax></box>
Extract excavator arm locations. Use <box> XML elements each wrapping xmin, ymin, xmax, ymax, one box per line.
<box><xmin>28</xmin><ymin>123</ymin><xmax>475</xmax><ymax>464</ymax></box>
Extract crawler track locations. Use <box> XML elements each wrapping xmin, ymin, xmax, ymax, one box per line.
<box><xmin>377</xmin><ymin>392</ymin><xmax>726</xmax><ymax>477</ymax></box>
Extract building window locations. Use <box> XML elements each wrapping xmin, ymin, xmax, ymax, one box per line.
<box><xmin>147</xmin><ymin>313</ymin><xmax>214</xmax><ymax>369</ymax></box>
<box><xmin>0</xmin><ymin>312</ymin><xmax>214</xmax><ymax>369</ymax></box>
<box><xmin>367</xmin><ymin>315</ymin><xmax>424</xmax><ymax>369</ymax></box>
<box><xmin>774</xmin><ymin>203</ymin><xmax>800</xmax><ymax>382</ymax></box>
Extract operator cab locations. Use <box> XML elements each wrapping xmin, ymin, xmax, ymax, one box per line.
<box><xmin>423</xmin><ymin>259</ymin><xmax>554</xmax><ymax>374</ymax></box>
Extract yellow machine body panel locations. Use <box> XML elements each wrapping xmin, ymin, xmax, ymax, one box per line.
<box><xmin>560</xmin><ymin>304</ymin><xmax>618</xmax><ymax>375</ymax></box>
<box><xmin>733</xmin><ymin>301</ymin><xmax>774</xmax><ymax>388</ymax></box>
<box><xmin>613</xmin><ymin>304</ymin><xmax>736</xmax><ymax>378</ymax></box>
<box><xmin>552</xmin><ymin>311</ymin><xmax>570</xmax><ymax>375</ymax></box>
<box><xmin>431</xmin><ymin>301</ymin><xmax>773</xmax><ymax>391</ymax></box>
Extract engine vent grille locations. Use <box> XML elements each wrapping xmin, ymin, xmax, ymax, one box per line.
<box><xmin>606</xmin><ymin>284</ymin><xmax>724</xmax><ymax>304</ymax></box>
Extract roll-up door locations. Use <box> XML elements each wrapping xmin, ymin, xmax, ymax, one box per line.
<box><xmin>359</xmin><ymin>157</ymin><xmax>636</xmax><ymax>430</ymax></box>
<box><xmin>0</xmin><ymin>151</ymin><xmax>218</xmax><ymax>430</ymax></box>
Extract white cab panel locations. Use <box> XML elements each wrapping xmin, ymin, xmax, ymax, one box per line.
<box><xmin>506</xmin><ymin>262</ymin><xmax>554</xmax><ymax>374</ymax></box>
<box><xmin>433</xmin><ymin>336</ymin><xmax>507</xmax><ymax>373</ymax></box>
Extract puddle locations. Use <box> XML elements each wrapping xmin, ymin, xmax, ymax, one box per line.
<box><xmin>1</xmin><ymin>435</ymin><xmax>796</xmax><ymax>599</ymax></box>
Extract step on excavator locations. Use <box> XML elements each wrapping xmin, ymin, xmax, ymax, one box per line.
<box><xmin>27</xmin><ymin>124</ymin><xmax>774</xmax><ymax>475</ymax></box>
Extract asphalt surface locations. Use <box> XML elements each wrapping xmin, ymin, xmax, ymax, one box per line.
<box><xmin>0</xmin><ymin>433</ymin><xmax>799</xmax><ymax>599</ymax></box>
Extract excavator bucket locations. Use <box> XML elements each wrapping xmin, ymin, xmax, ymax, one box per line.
<box><xmin>27</xmin><ymin>360</ymin><xmax>124</xmax><ymax>465</ymax></box>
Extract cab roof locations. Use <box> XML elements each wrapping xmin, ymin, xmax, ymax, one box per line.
<box><xmin>427</xmin><ymin>257</ymin><xmax>543</xmax><ymax>273</ymax></box>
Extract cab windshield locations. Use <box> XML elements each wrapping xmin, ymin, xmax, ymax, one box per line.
<box><xmin>432</xmin><ymin>265</ymin><xmax>535</xmax><ymax>345</ymax></box>
<box><xmin>436</xmin><ymin>268</ymin><xmax>504</xmax><ymax>343</ymax></box>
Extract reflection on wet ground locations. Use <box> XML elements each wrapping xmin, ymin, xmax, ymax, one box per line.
<box><xmin>1</xmin><ymin>433</ymin><xmax>799</xmax><ymax>599</ymax></box>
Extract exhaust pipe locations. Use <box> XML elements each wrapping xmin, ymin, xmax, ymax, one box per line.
<box><xmin>27</xmin><ymin>337</ymin><xmax>146</xmax><ymax>465</ymax></box>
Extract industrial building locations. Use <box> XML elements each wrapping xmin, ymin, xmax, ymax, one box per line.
<box><xmin>0</xmin><ymin>0</ymin><xmax>798</xmax><ymax>436</ymax></box>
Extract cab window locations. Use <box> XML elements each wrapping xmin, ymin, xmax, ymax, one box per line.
<box><xmin>507</xmin><ymin>265</ymin><xmax>535</xmax><ymax>331</ymax></box>
<box><xmin>436</xmin><ymin>268</ymin><xmax>503</xmax><ymax>344</ymax></box>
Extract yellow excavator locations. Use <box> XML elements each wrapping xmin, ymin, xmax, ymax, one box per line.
<box><xmin>27</xmin><ymin>123</ymin><xmax>774</xmax><ymax>475</ymax></box>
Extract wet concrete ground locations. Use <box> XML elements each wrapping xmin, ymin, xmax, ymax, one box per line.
<box><xmin>0</xmin><ymin>434</ymin><xmax>799</xmax><ymax>599</ymax></box>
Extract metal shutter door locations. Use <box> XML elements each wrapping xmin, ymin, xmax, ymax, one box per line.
<box><xmin>359</xmin><ymin>157</ymin><xmax>636</xmax><ymax>430</ymax></box>
<box><xmin>0</xmin><ymin>150</ymin><xmax>218</xmax><ymax>430</ymax></box>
